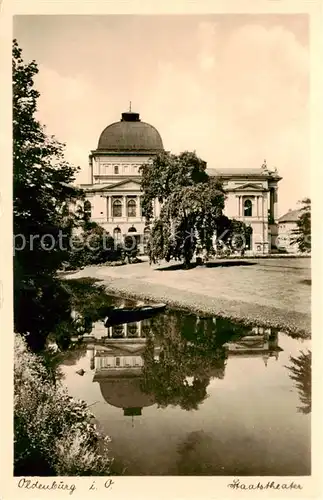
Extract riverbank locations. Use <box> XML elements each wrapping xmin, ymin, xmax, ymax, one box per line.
<box><xmin>64</xmin><ymin>257</ymin><xmax>311</xmax><ymax>337</ymax></box>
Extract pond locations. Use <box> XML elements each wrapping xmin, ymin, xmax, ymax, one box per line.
<box><xmin>59</xmin><ymin>288</ymin><xmax>311</xmax><ymax>476</ymax></box>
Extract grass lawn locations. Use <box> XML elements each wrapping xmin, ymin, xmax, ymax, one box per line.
<box><xmin>66</xmin><ymin>258</ymin><xmax>311</xmax><ymax>336</ymax></box>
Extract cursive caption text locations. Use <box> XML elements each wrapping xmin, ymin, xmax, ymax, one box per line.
<box><xmin>17</xmin><ymin>477</ymin><xmax>115</xmax><ymax>495</ymax></box>
<box><xmin>228</xmin><ymin>479</ymin><xmax>303</xmax><ymax>491</ymax></box>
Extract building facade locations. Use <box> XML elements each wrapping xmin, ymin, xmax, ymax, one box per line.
<box><xmin>81</xmin><ymin>110</ymin><xmax>282</xmax><ymax>255</ymax></box>
<box><xmin>277</xmin><ymin>209</ymin><xmax>301</xmax><ymax>253</ymax></box>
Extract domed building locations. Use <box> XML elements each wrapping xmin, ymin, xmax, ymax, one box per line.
<box><xmin>81</xmin><ymin>108</ymin><xmax>282</xmax><ymax>254</ymax></box>
<box><xmin>89</xmin><ymin>339</ymin><xmax>158</xmax><ymax>419</ymax></box>
<box><xmin>80</xmin><ymin>109</ymin><xmax>164</xmax><ymax>252</ymax></box>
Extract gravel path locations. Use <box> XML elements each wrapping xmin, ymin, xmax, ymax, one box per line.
<box><xmin>64</xmin><ymin>258</ymin><xmax>311</xmax><ymax>337</ymax></box>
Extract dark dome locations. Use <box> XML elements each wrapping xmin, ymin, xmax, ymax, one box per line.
<box><xmin>97</xmin><ymin>111</ymin><xmax>164</xmax><ymax>152</ymax></box>
<box><xmin>97</xmin><ymin>377</ymin><xmax>155</xmax><ymax>410</ymax></box>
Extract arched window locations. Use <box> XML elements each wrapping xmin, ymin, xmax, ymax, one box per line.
<box><xmin>114</xmin><ymin>165</ymin><xmax>119</xmax><ymax>175</ymax></box>
<box><xmin>244</xmin><ymin>199</ymin><xmax>252</xmax><ymax>217</ymax></box>
<box><xmin>84</xmin><ymin>200</ymin><xmax>92</xmax><ymax>218</ymax></box>
<box><xmin>112</xmin><ymin>199</ymin><xmax>122</xmax><ymax>217</ymax></box>
<box><xmin>113</xmin><ymin>227</ymin><xmax>121</xmax><ymax>240</ymax></box>
<box><xmin>128</xmin><ymin>226</ymin><xmax>137</xmax><ymax>233</ymax></box>
<box><xmin>127</xmin><ymin>199</ymin><xmax>136</xmax><ymax>217</ymax></box>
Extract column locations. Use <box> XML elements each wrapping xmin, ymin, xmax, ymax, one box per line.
<box><xmin>264</xmin><ymin>192</ymin><xmax>269</xmax><ymax>219</ymax></box>
<box><xmin>110</xmin><ymin>196</ymin><xmax>114</xmax><ymax>221</ymax></box>
<box><xmin>110</xmin><ymin>196</ymin><xmax>113</xmax><ymax>220</ymax></box>
<box><xmin>237</xmin><ymin>196</ymin><xmax>240</xmax><ymax>217</ymax></box>
<box><xmin>155</xmin><ymin>198</ymin><xmax>161</xmax><ymax>217</ymax></box>
<box><xmin>256</xmin><ymin>196</ymin><xmax>259</xmax><ymax>217</ymax></box>
<box><xmin>138</xmin><ymin>321</ymin><xmax>142</xmax><ymax>337</ymax></box>
<box><xmin>274</xmin><ymin>188</ymin><xmax>279</xmax><ymax>221</ymax></box>
<box><xmin>89</xmin><ymin>155</ymin><xmax>93</xmax><ymax>184</ymax></box>
<box><xmin>106</xmin><ymin>196</ymin><xmax>109</xmax><ymax>220</ymax></box>
<box><xmin>140</xmin><ymin>196</ymin><xmax>143</xmax><ymax>219</ymax></box>
<box><xmin>123</xmin><ymin>195</ymin><xmax>126</xmax><ymax>218</ymax></box>
<box><xmin>124</xmin><ymin>323</ymin><xmax>128</xmax><ymax>337</ymax></box>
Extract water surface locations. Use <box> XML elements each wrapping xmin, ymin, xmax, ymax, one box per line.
<box><xmin>60</xmin><ymin>294</ymin><xmax>311</xmax><ymax>476</ymax></box>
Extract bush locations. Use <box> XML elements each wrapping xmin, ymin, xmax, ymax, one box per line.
<box><xmin>14</xmin><ymin>334</ymin><xmax>113</xmax><ymax>476</ymax></box>
<box><xmin>64</xmin><ymin>224</ymin><xmax>123</xmax><ymax>270</ymax></box>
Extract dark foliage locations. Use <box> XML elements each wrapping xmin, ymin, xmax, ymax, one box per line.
<box><xmin>13</xmin><ymin>39</ymin><xmax>83</xmax><ymax>351</ymax></box>
<box><xmin>291</xmin><ymin>198</ymin><xmax>311</xmax><ymax>253</ymax></box>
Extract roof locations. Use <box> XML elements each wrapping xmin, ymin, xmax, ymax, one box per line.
<box><xmin>207</xmin><ymin>167</ymin><xmax>281</xmax><ymax>179</ymax></box>
<box><xmin>278</xmin><ymin>209</ymin><xmax>302</xmax><ymax>223</ymax></box>
<box><xmin>96</xmin><ymin>111</ymin><xmax>164</xmax><ymax>152</ymax></box>
<box><xmin>94</xmin><ymin>376</ymin><xmax>155</xmax><ymax>410</ymax></box>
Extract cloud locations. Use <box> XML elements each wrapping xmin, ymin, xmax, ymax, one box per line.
<box><xmin>27</xmin><ymin>17</ymin><xmax>310</xmax><ymax>215</ymax></box>
<box><xmin>197</xmin><ymin>21</ymin><xmax>218</xmax><ymax>71</ymax></box>
<box><xmin>34</xmin><ymin>65</ymin><xmax>101</xmax><ymax>169</ymax></box>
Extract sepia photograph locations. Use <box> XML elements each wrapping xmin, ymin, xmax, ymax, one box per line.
<box><xmin>7</xmin><ymin>7</ymin><xmax>315</xmax><ymax>490</ymax></box>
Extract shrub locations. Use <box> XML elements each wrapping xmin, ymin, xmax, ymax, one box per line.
<box><xmin>64</xmin><ymin>223</ymin><xmax>123</xmax><ymax>270</ymax></box>
<box><xmin>14</xmin><ymin>334</ymin><xmax>112</xmax><ymax>476</ymax></box>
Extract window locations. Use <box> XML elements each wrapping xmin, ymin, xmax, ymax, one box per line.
<box><xmin>115</xmin><ymin>357</ymin><xmax>120</xmax><ymax>367</ymax></box>
<box><xmin>128</xmin><ymin>323</ymin><xmax>138</xmax><ymax>338</ymax></box>
<box><xmin>127</xmin><ymin>199</ymin><xmax>136</xmax><ymax>217</ymax></box>
<box><xmin>244</xmin><ymin>199</ymin><xmax>252</xmax><ymax>217</ymax></box>
<box><xmin>84</xmin><ymin>200</ymin><xmax>92</xmax><ymax>219</ymax></box>
<box><xmin>114</xmin><ymin>165</ymin><xmax>119</xmax><ymax>174</ymax></box>
<box><xmin>113</xmin><ymin>227</ymin><xmax>122</xmax><ymax>240</ymax></box>
<box><xmin>112</xmin><ymin>199</ymin><xmax>122</xmax><ymax>217</ymax></box>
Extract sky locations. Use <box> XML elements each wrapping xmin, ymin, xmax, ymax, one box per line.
<box><xmin>14</xmin><ymin>14</ymin><xmax>310</xmax><ymax>216</ymax></box>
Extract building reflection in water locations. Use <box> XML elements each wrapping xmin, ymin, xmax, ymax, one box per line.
<box><xmin>84</xmin><ymin>316</ymin><xmax>284</xmax><ymax>419</ymax></box>
<box><xmin>223</xmin><ymin>326</ymin><xmax>283</xmax><ymax>366</ymax></box>
<box><xmin>87</xmin><ymin>319</ymin><xmax>158</xmax><ymax>423</ymax></box>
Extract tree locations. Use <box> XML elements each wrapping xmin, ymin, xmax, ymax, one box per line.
<box><xmin>141</xmin><ymin>313</ymin><xmax>229</xmax><ymax>410</ymax></box>
<box><xmin>291</xmin><ymin>198</ymin><xmax>311</xmax><ymax>253</ymax></box>
<box><xmin>140</xmin><ymin>151</ymin><xmax>226</xmax><ymax>267</ymax></box>
<box><xmin>285</xmin><ymin>350</ymin><xmax>311</xmax><ymax>414</ymax></box>
<box><xmin>215</xmin><ymin>216</ymin><xmax>253</xmax><ymax>256</ymax></box>
<box><xmin>13</xmin><ymin>39</ymin><xmax>82</xmax><ymax>351</ymax></box>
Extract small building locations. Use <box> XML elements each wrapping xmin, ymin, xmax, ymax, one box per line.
<box><xmin>277</xmin><ymin>209</ymin><xmax>302</xmax><ymax>253</ymax></box>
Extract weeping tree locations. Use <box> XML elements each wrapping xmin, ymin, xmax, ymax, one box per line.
<box><xmin>140</xmin><ymin>151</ymin><xmax>226</xmax><ymax>267</ymax></box>
<box><xmin>13</xmin><ymin>39</ymin><xmax>83</xmax><ymax>351</ymax></box>
<box><xmin>141</xmin><ymin>312</ymin><xmax>229</xmax><ymax>410</ymax></box>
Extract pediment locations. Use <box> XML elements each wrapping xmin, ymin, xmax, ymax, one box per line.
<box><xmin>230</xmin><ymin>183</ymin><xmax>264</xmax><ymax>192</ymax></box>
<box><xmin>108</xmin><ymin>180</ymin><xmax>142</xmax><ymax>191</ymax></box>
<box><xmin>86</xmin><ymin>178</ymin><xmax>142</xmax><ymax>193</ymax></box>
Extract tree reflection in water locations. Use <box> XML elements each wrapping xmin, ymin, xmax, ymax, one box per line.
<box><xmin>54</xmin><ymin>279</ymin><xmax>284</xmax><ymax>413</ymax></box>
<box><xmin>140</xmin><ymin>313</ymin><xmax>249</xmax><ymax>411</ymax></box>
<box><xmin>285</xmin><ymin>350</ymin><xmax>311</xmax><ymax>414</ymax></box>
